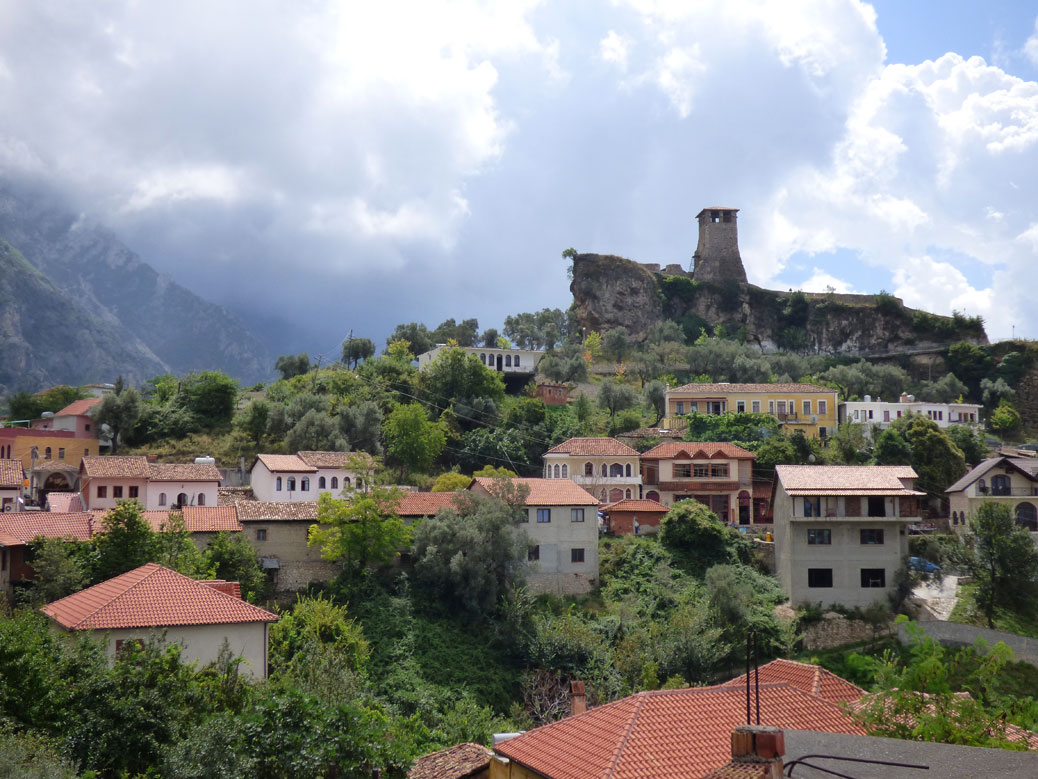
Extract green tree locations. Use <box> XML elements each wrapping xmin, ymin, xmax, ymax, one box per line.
<box><xmin>945</xmin><ymin>424</ymin><xmax>987</xmax><ymax>466</ymax></box>
<box><xmin>659</xmin><ymin>500</ymin><xmax>749</xmax><ymax>575</ymax></box>
<box><xmin>309</xmin><ymin>489</ymin><xmax>412</xmax><ymax>575</ymax></box>
<box><xmin>918</xmin><ymin>372</ymin><xmax>969</xmax><ymax>403</ymax></box>
<box><xmin>341</xmin><ymin>336</ymin><xmax>376</xmax><ymax>369</ymax></box>
<box><xmin>598</xmin><ymin>379</ymin><xmax>637</xmax><ymax>419</ymax></box>
<box><xmin>340</xmin><ymin>400</ymin><xmax>384</xmax><ymax>455</ymax></box>
<box><xmin>644</xmin><ymin>380</ymin><xmax>667</xmax><ymax>425</ymax></box>
<box><xmin>92</xmin><ymin>500</ymin><xmax>158</xmax><ymax>582</ymax></box>
<box><xmin>602</xmin><ymin>326</ymin><xmax>632</xmax><ymax>363</ymax></box>
<box><xmin>989</xmin><ymin>399</ymin><xmax>1022</xmax><ymax>438</ymax></box>
<box><xmin>269</xmin><ymin>595</ymin><xmax>371</xmax><ymax>678</ymax></box>
<box><xmin>90</xmin><ymin>387</ymin><xmax>142</xmax><ymax>453</ymax></box>
<box><xmin>22</xmin><ymin>537</ymin><xmax>90</xmax><ymax>605</ymax></box>
<box><xmin>473</xmin><ymin>464</ymin><xmax>518</xmax><ymax>478</ymax></box>
<box><xmin>233</xmin><ymin>399</ymin><xmax>270</xmax><ymax>445</ymax></box>
<box><xmin>286</xmin><ymin>409</ymin><xmax>346</xmax><ymax>453</ymax></box>
<box><xmin>154</xmin><ymin>512</ymin><xmax>213</xmax><ymax>577</ymax></box>
<box><xmin>893</xmin><ymin>415</ymin><xmax>967</xmax><ymax>498</ymax></box>
<box><xmin>421</xmin><ymin>346</ymin><xmax>505</xmax><ymax>408</ymax></box>
<box><xmin>387</xmin><ymin>322</ymin><xmax>434</xmax><ymax>355</ymax></box>
<box><xmin>874</xmin><ymin>427</ymin><xmax>913</xmax><ymax>465</ymax></box>
<box><xmin>275</xmin><ymin>353</ymin><xmax>311</xmax><ymax>380</ymax></box>
<box><xmin>969</xmin><ymin>502</ymin><xmax>1038</xmax><ymax>627</ymax></box>
<box><xmin>458</xmin><ymin>427</ymin><xmax>530</xmax><ymax>473</ymax></box>
<box><xmin>431</xmin><ymin>471</ymin><xmax>473</xmax><ymax>492</ymax></box>
<box><xmin>179</xmin><ymin>371</ymin><xmax>239</xmax><ymax>428</ymax></box>
<box><xmin>946</xmin><ymin>341</ymin><xmax>991</xmax><ymax>399</ymax></box>
<box><xmin>204</xmin><ymin>531</ymin><xmax>268</xmax><ymax>603</ymax></box>
<box><xmin>384</xmin><ymin>403</ymin><xmax>446</xmax><ymax>478</ymax></box>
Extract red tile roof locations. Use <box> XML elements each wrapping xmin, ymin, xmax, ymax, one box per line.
<box><xmin>81</xmin><ymin>456</ymin><xmax>150</xmax><ymax>478</ymax></box>
<box><xmin>471</xmin><ymin>477</ymin><xmax>599</xmax><ymax>507</ymax></box>
<box><xmin>218</xmin><ymin>486</ymin><xmax>255</xmax><ymax>505</ymax></box>
<box><xmin>601</xmin><ymin>499</ymin><xmax>669</xmax><ymax>514</ymax></box>
<box><xmin>494</xmin><ymin>683</ymin><xmax>864</xmax><ymax>779</ymax></box>
<box><xmin>395</xmin><ymin>491</ymin><xmax>466</xmax><ymax>517</ymax></box>
<box><xmin>46</xmin><ymin>492</ymin><xmax>84</xmax><ymax>512</ymax></box>
<box><xmin>41</xmin><ymin>563</ymin><xmax>277</xmax><ymax>630</ymax></box>
<box><xmin>235</xmin><ymin>500</ymin><xmax>319</xmax><ymax>521</ymax></box>
<box><xmin>182</xmin><ymin>506</ymin><xmax>242</xmax><ymax>532</ymax></box>
<box><xmin>669</xmin><ymin>382</ymin><xmax>835</xmax><ymax>395</ymax></box>
<box><xmin>641</xmin><ymin>442</ymin><xmax>756</xmax><ymax>460</ymax></box>
<box><xmin>55</xmin><ymin>398</ymin><xmax>101</xmax><ymax>417</ymax></box>
<box><xmin>297</xmin><ymin>450</ymin><xmax>375</xmax><ymax>469</ymax></box>
<box><xmin>409</xmin><ymin>742</ymin><xmax>493</xmax><ymax>779</ymax></box>
<box><xmin>0</xmin><ymin>511</ymin><xmax>96</xmax><ymax>542</ymax></box>
<box><xmin>253</xmin><ymin>454</ymin><xmax>316</xmax><ymax>473</ymax></box>
<box><xmin>545</xmin><ymin>437</ymin><xmax>640</xmax><ymax>457</ymax></box>
<box><xmin>148</xmin><ymin>463</ymin><xmax>222</xmax><ymax>482</ymax></box>
<box><xmin>0</xmin><ymin>458</ymin><xmax>24</xmax><ymax>488</ymax></box>
<box><xmin>776</xmin><ymin>465</ymin><xmax>922</xmax><ymax>496</ymax></box>
<box><xmin>718</xmin><ymin>659</ymin><xmax>865</xmax><ymax>705</ymax></box>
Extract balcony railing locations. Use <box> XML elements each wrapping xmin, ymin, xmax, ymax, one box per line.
<box><xmin>978</xmin><ymin>487</ymin><xmax>1038</xmax><ymax>497</ymax></box>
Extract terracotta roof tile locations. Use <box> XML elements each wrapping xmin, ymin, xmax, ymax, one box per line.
<box><xmin>0</xmin><ymin>458</ymin><xmax>24</xmax><ymax>488</ymax></box>
<box><xmin>139</xmin><ymin>509</ymin><xmax>240</xmax><ymax>534</ymax></box>
<box><xmin>641</xmin><ymin>442</ymin><xmax>757</xmax><ymax>460</ymax></box>
<box><xmin>669</xmin><ymin>382</ymin><xmax>836</xmax><ymax>395</ymax></box>
<box><xmin>46</xmin><ymin>492</ymin><xmax>84</xmax><ymax>512</ymax></box>
<box><xmin>601</xmin><ymin>499</ymin><xmax>669</xmax><ymax>514</ymax></box>
<box><xmin>81</xmin><ymin>456</ymin><xmax>150</xmax><ymax>478</ymax></box>
<box><xmin>0</xmin><ymin>529</ymin><xmax>24</xmax><ymax>547</ymax></box>
<box><xmin>409</xmin><ymin>742</ymin><xmax>493</xmax><ymax>779</ymax></box>
<box><xmin>41</xmin><ymin>563</ymin><xmax>277</xmax><ymax>630</ymax></box>
<box><xmin>0</xmin><ymin>511</ymin><xmax>96</xmax><ymax>542</ymax></box>
<box><xmin>395</xmin><ymin>491</ymin><xmax>466</xmax><ymax>517</ymax></box>
<box><xmin>253</xmin><ymin>454</ymin><xmax>316</xmax><ymax>473</ymax></box>
<box><xmin>296</xmin><ymin>450</ymin><xmax>375</xmax><ymax>469</ymax></box>
<box><xmin>235</xmin><ymin>500</ymin><xmax>319</xmax><ymax>521</ymax></box>
<box><xmin>718</xmin><ymin>659</ymin><xmax>865</xmax><ymax>705</ymax></box>
<box><xmin>494</xmin><ymin>683</ymin><xmax>863</xmax><ymax>779</ymax></box>
<box><xmin>471</xmin><ymin>477</ymin><xmax>599</xmax><ymax>507</ymax></box>
<box><xmin>148</xmin><ymin>463</ymin><xmax>222</xmax><ymax>482</ymax></box>
<box><xmin>776</xmin><ymin>465</ymin><xmax>922</xmax><ymax>495</ymax></box>
<box><xmin>31</xmin><ymin>460</ymin><xmax>80</xmax><ymax>473</ymax></box>
<box><xmin>56</xmin><ymin>398</ymin><xmax>101</xmax><ymax>416</ymax></box>
<box><xmin>545</xmin><ymin>437</ymin><xmax>640</xmax><ymax>457</ymax></box>
<box><xmin>218</xmin><ymin>486</ymin><xmax>255</xmax><ymax>505</ymax></box>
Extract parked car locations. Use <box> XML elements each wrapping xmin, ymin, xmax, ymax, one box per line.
<box><xmin>909</xmin><ymin>556</ymin><xmax>941</xmax><ymax>574</ymax></box>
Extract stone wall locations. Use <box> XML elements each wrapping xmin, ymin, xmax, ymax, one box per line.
<box><xmin>801</xmin><ymin>612</ymin><xmax>894</xmax><ymax>651</ymax></box>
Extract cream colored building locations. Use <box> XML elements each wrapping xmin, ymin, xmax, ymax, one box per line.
<box><xmin>41</xmin><ymin>563</ymin><xmax>277</xmax><ymax>679</ymax></box>
<box><xmin>541</xmin><ymin>437</ymin><xmax>641</xmax><ymax>503</ymax></box>
<box><xmin>773</xmin><ymin>465</ymin><xmax>920</xmax><ymax>609</ymax></box>
<box><xmin>470</xmin><ymin>477</ymin><xmax>599</xmax><ymax>595</ymax></box>
<box><xmin>946</xmin><ymin>456</ymin><xmax>1038</xmax><ymax>533</ymax></box>
<box><xmin>80</xmin><ymin>456</ymin><xmax>150</xmax><ymax>510</ymax></box>
<box><xmin>249</xmin><ymin>451</ymin><xmax>372</xmax><ymax>502</ymax></box>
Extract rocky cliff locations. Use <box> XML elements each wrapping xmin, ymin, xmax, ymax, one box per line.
<box><xmin>0</xmin><ymin>184</ymin><xmax>272</xmax><ymax>391</ymax></box>
<box><xmin>570</xmin><ymin>252</ymin><xmax>987</xmax><ymax>355</ymax></box>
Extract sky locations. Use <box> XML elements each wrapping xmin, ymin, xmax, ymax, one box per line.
<box><xmin>1</xmin><ymin>0</ymin><xmax>1037</xmax><ymax>357</ymax></box>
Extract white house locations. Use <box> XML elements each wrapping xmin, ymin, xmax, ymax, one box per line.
<box><xmin>0</xmin><ymin>459</ymin><xmax>25</xmax><ymax>513</ymax></box>
<box><xmin>416</xmin><ymin>344</ymin><xmax>544</xmax><ymax>375</ymax></box>
<box><xmin>146</xmin><ymin>462</ymin><xmax>222</xmax><ymax>510</ymax></box>
<box><xmin>773</xmin><ymin>465</ymin><xmax>920</xmax><ymax>609</ymax></box>
<box><xmin>945</xmin><ymin>456</ymin><xmax>1038</xmax><ymax>533</ymax></box>
<box><xmin>470</xmin><ymin>477</ymin><xmax>600</xmax><ymax>595</ymax></box>
<box><xmin>542</xmin><ymin>437</ymin><xmax>641</xmax><ymax>503</ymax></box>
<box><xmin>80</xmin><ymin>456</ymin><xmax>150</xmax><ymax>510</ymax></box>
<box><xmin>41</xmin><ymin>563</ymin><xmax>278</xmax><ymax>679</ymax></box>
<box><xmin>839</xmin><ymin>393</ymin><xmax>982</xmax><ymax>432</ymax></box>
<box><xmin>249</xmin><ymin>451</ymin><xmax>373</xmax><ymax>502</ymax></box>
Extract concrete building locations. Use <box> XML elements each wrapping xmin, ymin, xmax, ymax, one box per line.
<box><xmin>41</xmin><ymin>563</ymin><xmax>278</xmax><ymax>679</ymax></box>
<box><xmin>146</xmin><ymin>462</ymin><xmax>222</xmax><ymax>510</ymax></box>
<box><xmin>0</xmin><ymin>511</ymin><xmax>99</xmax><ymax>598</ymax></box>
<box><xmin>945</xmin><ymin>456</ymin><xmax>1038</xmax><ymax>533</ymax></box>
<box><xmin>249</xmin><ymin>451</ymin><xmax>372</xmax><ymax>503</ymax></box>
<box><xmin>664</xmin><ymin>382</ymin><xmax>839</xmax><ymax>439</ymax></box>
<box><xmin>0</xmin><ymin>427</ymin><xmax>99</xmax><ymax>477</ymax></box>
<box><xmin>639</xmin><ymin>442</ymin><xmax>759</xmax><ymax>523</ymax></box>
<box><xmin>541</xmin><ymin>437</ymin><xmax>641</xmax><ymax>503</ymax></box>
<box><xmin>773</xmin><ymin>465</ymin><xmax>921</xmax><ymax>609</ymax></box>
<box><xmin>470</xmin><ymin>477</ymin><xmax>599</xmax><ymax>596</ymax></box>
<box><xmin>416</xmin><ymin>344</ymin><xmax>544</xmax><ymax>376</ymax></box>
<box><xmin>840</xmin><ymin>393</ymin><xmax>981</xmax><ymax>432</ymax></box>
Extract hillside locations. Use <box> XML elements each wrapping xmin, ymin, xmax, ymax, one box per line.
<box><xmin>0</xmin><ymin>184</ymin><xmax>272</xmax><ymax>389</ymax></box>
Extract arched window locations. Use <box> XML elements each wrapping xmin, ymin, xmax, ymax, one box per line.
<box><xmin>584</xmin><ymin>462</ymin><xmax>593</xmax><ymax>477</ymax></box>
<box><xmin>198</xmin><ymin>493</ymin><xmax>205</xmax><ymax>506</ymax></box>
<box><xmin>625</xmin><ymin>489</ymin><xmax>632</xmax><ymax>499</ymax></box>
<box><xmin>601</xmin><ymin>463</ymin><xmax>608</xmax><ymax>477</ymax></box>
<box><xmin>505</xmin><ymin>355</ymin><xmax>512</xmax><ymax>367</ymax></box>
<box><xmin>287</xmin><ymin>477</ymin><xmax>296</xmax><ymax>491</ymax></box>
<box><xmin>319</xmin><ymin>476</ymin><xmax>326</xmax><ymax>489</ymax></box>
<box><xmin>301</xmin><ymin>477</ymin><xmax>310</xmax><ymax>491</ymax></box>
<box><xmin>356</xmin><ymin>478</ymin><xmax>363</xmax><ymax>490</ymax></box>
<box><xmin>646</xmin><ymin>490</ymin><xmax>660</xmax><ymax>502</ymax></box>
<box><xmin>1015</xmin><ymin>503</ymin><xmax>1038</xmax><ymax>531</ymax></box>
<box><xmin>561</xmin><ymin>464</ymin><xmax>568</xmax><ymax>478</ymax></box>
<box><xmin>177</xmin><ymin>492</ymin><xmax>188</xmax><ymax>507</ymax></box>
<box><xmin>158</xmin><ymin>493</ymin><xmax>166</xmax><ymax>506</ymax></box>
<box><xmin>480</xmin><ymin>353</ymin><xmax>486</xmax><ymax>363</ymax></box>
<box><xmin>514</xmin><ymin>355</ymin><xmax>520</xmax><ymax>367</ymax></box>
<box><xmin>610</xmin><ymin>463</ymin><xmax>623</xmax><ymax>477</ymax></box>
<box><xmin>45</xmin><ymin>447</ymin><xmax>52</xmax><ymax>459</ymax></box>
<box><xmin>276</xmin><ymin>477</ymin><xmax>282</xmax><ymax>491</ymax></box>
<box><xmin>331</xmin><ymin>476</ymin><xmax>339</xmax><ymax>489</ymax></box>
<box><xmin>344</xmin><ymin>476</ymin><xmax>352</xmax><ymax>488</ymax></box>
<box><xmin>553</xmin><ymin>464</ymin><xmax>560</xmax><ymax>478</ymax></box>
<box><xmin>625</xmin><ymin>463</ymin><xmax>632</xmax><ymax>477</ymax></box>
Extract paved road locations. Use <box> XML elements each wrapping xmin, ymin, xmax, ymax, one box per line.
<box><xmin>912</xmin><ymin>575</ymin><xmax>959</xmax><ymax>621</ymax></box>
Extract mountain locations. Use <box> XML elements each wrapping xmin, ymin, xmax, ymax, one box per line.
<box><xmin>0</xmin><ymin>183</ymin><xmax>272</xmax><ymax>391</ymax></box>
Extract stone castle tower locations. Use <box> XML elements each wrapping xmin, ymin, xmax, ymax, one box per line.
<box><xmin>692</xmin><ymin>207</ymin><xmax>747</xmax><ymax>283</ymax></box>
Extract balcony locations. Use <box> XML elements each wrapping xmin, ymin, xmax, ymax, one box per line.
<box><xmin>658</xmin><ymin>480</ymin><xmax>740</xmax><ymax>493</ymax></box>
<box><xmin>978</xmin><ymin>487</ymin><xmax>1038</xmax><ymax>497</ymax></box>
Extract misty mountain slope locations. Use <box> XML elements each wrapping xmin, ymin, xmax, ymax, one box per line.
<box><xmin>0</xmin><ymin>184</ymin><xmax>272</xmax><ymax>385</ymax></box>
<box><xmin>0</xmin><ymin>240</ymin><xmax>169</xmax><ymax>393</ymax></box>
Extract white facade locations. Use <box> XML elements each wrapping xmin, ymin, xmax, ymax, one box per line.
<box><xmin>542</xmin><ymin>453</ymin><xmax>641</xmax><ymax>503</ymax></box>
<box><xmin>250</xmin><ymin>457</ymin><xmax>369</xmax><ymax>503</ymax></box>
<box><xmin>839</xmin><ymin>393</ymin><xmax>981</xmax><ymax>432</ymax></box>
<box><xmin>0</xmin><ymin>487</ymin><xmax>22</xmax><ymax>513</ymax></box>
<box><xmin>86</xmin><ymin>477</ymin><xmax>148</xmax><ymax>511</ymax></box>
<box><xmin>417</xmin><ymin>344</ymin><xmax>544</xmax><ymax>375</ymax></box>
<box><xmin>147</xmin><ymin>481</ymin><xmax>219</xmax><ymax>510</ymax></box>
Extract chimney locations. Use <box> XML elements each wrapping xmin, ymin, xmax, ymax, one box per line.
<box><xmin>704</xmin><ymin>725</ymin><xmax>785</xmax><ymax>778</ymax></box>
<box><xmin>570</xmin><ymin>680</ymin><xmax>586</xmax><ymax>717</ymax></box>
<box><xmin>202</xmin><ymin>580</ymin><xmax>242</xmax><ymax>599</ymax></box>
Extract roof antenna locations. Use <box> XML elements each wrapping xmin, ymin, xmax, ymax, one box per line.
<box><xmin>754</xmin><ymin>631</ymin><xmax>761</xmax><ymax>725</ymax></box>
<box><xmin>745</xmin><ymin>630</ymin><xmax>751</xmax><ymax>724</ymax></box>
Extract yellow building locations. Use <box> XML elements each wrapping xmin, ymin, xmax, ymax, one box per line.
<box><xmin>663</xmin><ymin>382</ymin><xmax>839</xmax><ymax>439</ymax></box>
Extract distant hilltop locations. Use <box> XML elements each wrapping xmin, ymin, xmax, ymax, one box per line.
<box><xmin>570</xmin><ymin>207</ymin><xmax>987</xmax><ymax>356</ymax></box>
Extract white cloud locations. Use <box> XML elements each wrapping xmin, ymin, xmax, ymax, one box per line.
<box><xmin>798</xmin><ymin>268</ymin><xmax>861</xmax><ymax>295</ymax></box>
<box><xmin>600</xmin><ymin>30</ymin><xmax>630</xmax><ymax>70</ymax></box>
<box><xmin>1025</xmin><ymin>18</ymin><xmax>1038</xmax><ymax>65</ymax></box>
<box><xmin>892</xmin><ymin>255</ymin><xmax>993</xmax><ymax>327</ymax></box>
<box><xmin>122</xmin><ymin>166</ymin><xmax>243</xmax><ymax>212</ymax></box>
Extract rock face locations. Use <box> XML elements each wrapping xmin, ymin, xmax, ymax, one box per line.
<box><xmin>569</xmin><ymin>254</ymin><xmax>664</xmax><ymax>340</ymax></box>
<box><xmin>0</xmin><ymin>184</ymin><xmax>272</xmax><ymax>391</ymax></box>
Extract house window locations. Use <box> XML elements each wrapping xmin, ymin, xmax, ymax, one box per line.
<box><xmin>819</xmin><ymin>400</ymin><xmax>827</xmax><ymax>415</ymax></box>
<box><xmin>584</xmin><ymin>462</ymin><xmax>594</xmax><ymax>477</ymax></box>
<box><xmin>860</xmin><ymin>568</ymin><xmax>886</xmax><ymax>588</ymax></box>
<box><xmin>514</xmin><ymin>355</ymin><xmax>520</xmax><ymax>367</ymax></box>
<box><xmin>276</xmin><ymin>477</ymin><xmax>282</xmax><ymax>491</ymax></box>
<box><xmin>676</xmin><ymin>401</ymin><xmax>685</xmax><ymax>414</ymax></box>
<box><xmin>693</xmin><ymin>464</ymin><xmax>709</xmax><ymax>478</ymax></box>
<box><xmin>860</xmin><ymin>529</ymin><xmax>884</xmax><ymax>545</ymax></box>
<box><xmin>86</xmin><ymin>423</ymin><xmax>91</xmax><ymax>431</ymax></box>
<box><xmin>198</xmin><ymin>493</ymin><xmax>205</xmax><ymax>506</ymax></box>
<box><xmin>58</xmin><ymin>448</ymin><xmax>65</xmax><ymax>460</ymax></box>
<box><xmin>332</xmin><ymin>477</ymin><xmax>339</xmax><ymax>489</ymax></box>
<box><xmin>528</xmin><ymin>545</ymin><xmax>539</xmax><ymax>561</ymax></box>
<box><xmin>159</xmin><ymin>493</ymin><xmax>166</xmax><ymax>506</ymax></box>
<box><xmin>45</xmin><ymin>447</ymin><xmax>52</xmax><ymax>459</ymax></box>
<box><xmin>113</xmin><ymin>486</ymin><xmax>123</xmax><ymax>498</ymax></box>
<box><xmin>561</xmin><ymin>464</ymin><xmax>568</xmax><ymax>478</ymax></box>
<box><xmin>710</xmin><ymin>464</ymin><xmax>728</xmax><ymax>478</ymax></box>
<box><xmin>807</xmin><ymin>529</ymin><xmax>831</xmax><ymax>545</ymax></box>
<box><xmin>737</xmin><ymin>401</ymin><xmax>745</xmax><ymax>412</ymax></box>
<box><xmin>808</xmin><ymin>568</ymin><xmax>833</xmax><ymax>588</ymax></box>
<box><xmin>777</xmin><ymin>401</ymin><xmax>787</xmax><ymax>416</ymax></box>
<box><xmin>522</xmin><ymin>510</ymin><xmax>530</xmax><ymax>523</ymax></box>
<box><xmin>128</xmin><ymin>486</ymin><xmax>138</xmax><ymax>498</ymax></box>
<box><xmin>301</xmin><ymin>477</ymin><xmax>310</xmax><ymax>491</ymax></box>
<box><xmin>819</xmin><ymin>427</ymin><xmax>827</xmax><ymax>438</ymax></box>
<box><xmin>84</xmin><ymin>448</ymin><xmax>90</xmax><ymax>456</ymax></box>
<box><xmin>883</xmin><ymin>410</ymin><xmax>891</xmax><ymax>422</ymax></box>
<box><xmin>803</xmin><ymin>400</ymin><xmax>811</xmax><ymax>415</ymax></box>
<box><xmin>356</xmin><ymin>478</ymin><xmax>363</xmax><ymax>490</ymax></box>
<box><xmin>768</xmin><ymin>401</ymin><xmax>775</xmax><ymax>414</ymax></box>
<box><xmin>553</xmin><ymin>464</ymin><xmax>561</xmax><ymax>478</ymax></box>
<box><xmin>802</xmin><ymin>498</ymin><xmax>821</xmax><ymax>517</ymax></box>
<box><xmin>867</xmin><ymin>496</ymin><xmax>886</xmax><ymax>517</ymax></box>
<box><xmin>625</xmin><ymin>463</ymin><xmax>632</xmax><ymax>477</ymax></box>
<box><xmin>868</xmin><ymin>410</ymin><xmax>874</xmax><ymax>420</ymax></box>
<box><xmin>675</xmin><ymin>464</ymin><xmax>693</xmax><ymax>478</ymax></box>
<box><xmin>319</xmin><ymin>476</ymin><xmax>326</xmax><ymax>489</ymax></box>
<box><xmin>749</xmin><ymin>400</ymin><xmax>759</xmax><ymax>413</ymax></box>
<box><xmin>505</xmin><ymin>355</ymin><xmax>512</xmax><ymax>367</ymax></box>
<box><xmin>256</xmin><ymin>529</ymin><xmax>267</xmax><ymax>541</ymax></box>
<box><xmin>571</xmin><ymin>508</ymin><xmax>585</xmax><ymax>522</ymax></box>
<box><xmin>537</xmin><ymin>508</ymin><xmax>551</xmax><ymax>523</ymax></box>
<box><xmin>571</xmin><ymin>548</ymin><xmax>585</xmax><ymax>563</ymax></box>
<box><xmin>97</xmin><ymin>486</ymin><xmax>107</xmax><ymax>499</ymax></box>
<box><xmin>287</xmin><ymin>477</ymin><xmax>296</xmax><ymax>491</ymax></box>
<box><xmin>610</xmin><ymin>463</ymin><xmax>623</xmax><ymax>477</ymax></box>
<box><xmin>853</xmin><ymin>410</ymin><xmax>859</xmax><ymax>420</ymax></box>
<box><xmin>626</xmin><ymin>488</ymin><xmax>632</xmax><ymax>498</ymax></box>
<box><xmin>480</xmin><ymin>353</ymin><xmax>486</xmax><ymax>363</ymax></box>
